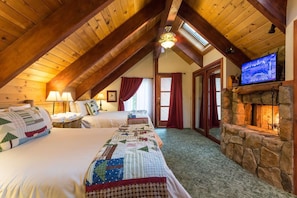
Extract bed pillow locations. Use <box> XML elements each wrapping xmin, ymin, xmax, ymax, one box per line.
<box><xmin>85</xmin><ymin>99</ymin><xmax>99</xmax><ymax>116</ymax></box>
<box><xmin>36</xmin><ymin>106</ymin><xmax>53</xmax><ymax>129</ymax></box>
<box><xmin>9</xmin><ymin>106</ymin><xmax>52</xmax><ymax>129</ymax></box>
<box><xmin>8</xmin><ymin>103</ymin><xmax>31</xmax><ymax>111</ymax></box>
<box><xmin>0</xmin><ymin>107</ymin><xmax>49</xmax><ymax>152</ymax></box>
<box><xmin>69</xmin><ymin>101</ymin><xmax>77</xmax><ymax>113</ymax></box>
<box><xmin>75</xmin><ymin>100</ymin><xmax>91</xmax><ymax>116</ymax></box>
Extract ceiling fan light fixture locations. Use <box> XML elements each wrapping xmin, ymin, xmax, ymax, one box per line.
<box><xmin>159</xmin><ymin>26</ymin><xmax>177</xmax><ymax>49</ymax></box>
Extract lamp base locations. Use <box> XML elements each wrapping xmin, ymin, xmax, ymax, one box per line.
<box><xmin>99</xmin><ymin>101</ymin><xmax>103</xmax><ymax>111</ymax></box>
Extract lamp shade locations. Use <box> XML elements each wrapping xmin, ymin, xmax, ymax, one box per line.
<box><xmin>61</xmin><ymin>92</ymin><xmax>74</xmax><ymax>102</ymax></box>
<box><xmin>46</xmin><ymin>91</ymin><xmax>62</xmax><ymax>102</ymax></box>
<box><xmin>97</xmin><ymin>93</ymin><xmax>105</xmax><ymax>100</ymax></box>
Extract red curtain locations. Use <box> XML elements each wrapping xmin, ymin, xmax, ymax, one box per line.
<box><xmin>118</xmin><ymin>77</ymin><xmax>143</xmax><ymax>111</ymax></box>
<box><xmin>167</xmin><ymin>73</ymin><xmax>183</xmax><ymax>129</ymax></box>
<box><xmin>209</xmin><ymin>75</ymin><xmax>219</xmax><ymax>128</ymax></box>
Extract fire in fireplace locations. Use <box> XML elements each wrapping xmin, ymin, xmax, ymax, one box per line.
<box><xmin>245</xmin><ymin>104</ymin><xmax>279</xmax><ymax>134</ymax></box>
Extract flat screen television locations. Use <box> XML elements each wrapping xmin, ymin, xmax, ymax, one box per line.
<box><xmin>240</xmin><ymin>53</ymin><xmax>278</xmax><ymax>85</ymax></box>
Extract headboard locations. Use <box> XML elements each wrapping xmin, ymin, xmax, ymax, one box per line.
<box><xmin>0</xmin><ymin>100</ymin><xmax>34</xmax><ymax>109</ymax></box>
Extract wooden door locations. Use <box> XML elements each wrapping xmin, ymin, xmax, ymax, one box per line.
<box><xmin>193</xmin><ymin>59</ymin><xmax>222</xmax><ymax>143</ymax></box>
<box><xmin>156</xmin><ymin>74</ymin><xmax>172</xmax><ymax>127</ymax></box>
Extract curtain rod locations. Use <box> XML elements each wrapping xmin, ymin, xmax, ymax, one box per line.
<box><xmin>157</xmin><ymin>72</ymin><xmax>186</xmax><ymax>75</ymax></box>
<box><xmin>121</xmin><ymin>77</ymin><xmax>154</xmax><ymax>79</ymax></box>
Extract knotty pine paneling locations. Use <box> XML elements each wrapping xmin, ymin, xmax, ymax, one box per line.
<box><xmin>0</xmin><ymin>0</ymin><xmax>285</xmax><ymax>103</ymax></box>
<box><xmin>0</xmin><ymin>0</ymin><xmax>65</xmax><ymax>52</ymax></box>
<box><xmin>0</xmin><ymin>78</ymin><xmax>64</xmax><ymax>114</ymax></box>
<box><xmin>184</xmin><ymin>0</ymin><xmax>285</xmax><ymax>59</ymax></box>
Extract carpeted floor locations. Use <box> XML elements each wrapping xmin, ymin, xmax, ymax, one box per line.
<box><xmin>155</xmin><ymin>128</ymin><xmax>297</xmax><ymax>198</ymax></box>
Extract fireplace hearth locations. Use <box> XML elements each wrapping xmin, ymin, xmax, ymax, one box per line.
<box><xmin>221</xmin><ymin>82</ymin><xmax>293</xmax><ymax>192</ymax></box>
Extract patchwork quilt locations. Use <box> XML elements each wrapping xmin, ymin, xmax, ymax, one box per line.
<box><xmin>85</xmin><ymin>124</ymin><xmax>168</xmax><ymax>197</ymax></box>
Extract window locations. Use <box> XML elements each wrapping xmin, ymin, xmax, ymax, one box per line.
<box><xmin>179</xmin><ymin>22</ymin><xmax>210</xmax><ymax>51</ymax></box>
<box><xmin>182</xmin><ymin>23</ymin><xmax>209</xmax><ymax>46</ymax></box>
<box><xmin>160</xmin><ymin>77</ymin><xmax>171</xmax><ymax>121</ymax></box>
<box><xmin>124</xmin><ymin>79</ymin><xmax>153</xmax><ymax>119</ymax></box>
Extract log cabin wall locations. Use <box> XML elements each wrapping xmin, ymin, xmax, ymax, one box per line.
<box><xmin>0</xmin><ymin>78</ymin><xmax>63</xmax><ymax>113</ymax></box>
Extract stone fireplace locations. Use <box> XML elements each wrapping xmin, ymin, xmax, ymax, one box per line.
<box><xmin>221</xmin><ymin>82</ymin><xmax>293</xmax><ymax>192</ymax></box>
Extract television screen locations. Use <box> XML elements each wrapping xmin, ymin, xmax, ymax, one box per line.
<box><xmin>241</xmin><ymin>53</ymin><xmax>277</xmax><ymax>85</ymax></box>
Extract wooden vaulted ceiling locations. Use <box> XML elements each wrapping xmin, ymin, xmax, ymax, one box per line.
<box><xmin>0</xmin><ymin>0</ymin><xmax>286</xmax><ymax>100</ymax></box>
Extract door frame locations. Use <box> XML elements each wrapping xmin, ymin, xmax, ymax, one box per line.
<box><xmin>192</xmin><ymin>58</ymin><xmax>223</xmax><ymax>143</ymax></box>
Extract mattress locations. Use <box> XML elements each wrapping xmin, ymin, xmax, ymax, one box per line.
<box><xmin>81</xmin><ymin>111</ymin><xmax>153</xmax><ymax>128</ymax></box>
<box><xmin>0</xmin><ymin>127</ymin><xmax>190</xmax><ymax>198</ymax></box>
<box><xmin>0</xmin><ymin>128</ymin><xmax>115</xmax><ymax>198</ymax></box>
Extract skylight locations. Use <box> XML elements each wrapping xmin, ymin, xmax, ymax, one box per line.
<box><xmin>182</xmin><ymin>22</ymin><xmax>209</xmax><ymax>47</ymax></box>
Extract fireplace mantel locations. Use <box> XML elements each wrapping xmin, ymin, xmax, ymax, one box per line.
<box><xmin>233</xmin><ymin>81</ymin><xmax>282</xmax><ymax>94</ymax></box>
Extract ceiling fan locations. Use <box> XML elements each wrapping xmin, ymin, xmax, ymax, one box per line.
<box><xmin>158</xmin><ymin>25</ymin><xmax>177</xmax><ymax>49</ymax></box>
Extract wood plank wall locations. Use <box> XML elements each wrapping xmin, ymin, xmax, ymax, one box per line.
<box><xmin>0</xmin><ymin>78</ymin><xmax>63</xmax><ymax>113</ymax></box>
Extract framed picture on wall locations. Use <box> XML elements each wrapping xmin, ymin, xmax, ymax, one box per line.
<box><xmin>107</xmin><ymin>90</ymin><xmax>117</xmax><ymax>102</ymax></box>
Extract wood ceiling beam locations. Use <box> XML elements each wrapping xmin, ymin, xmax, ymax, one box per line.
<box><xmin>46</xmin><ymin>0</ymin><xmax>164</xmax><ymax>94</ymax></box>
<box><xmin>75</xmin><ymin>25</ymin><xmax>158</xmax><ymax>99</ymax></box>
<box><xmin>174</xmin><ymin>32</ymin><xmax>203</xmax><ymax>66</ymax></box>
<box><xmin>178</xmin><ymin>2</ymin><xmax>250</xmax><ymax>68</ymax></box>
<box><xmin>90</xmin><ymin>44</ymin><xmax>154</xmax><ymax>98</ymax></box>
<box><xmin>171</xmin><ymin>47</ymin><xmax>194</xmax><ymax>65</ymax></box>
<box><xmin>0</xmin><ymin>0</ymin><xmax>113</xmax><ymax>89</ymax></box>
<box><xmin>247</xmin><ymin>0</ymin><xmax>286</xmax><ymax>33</ymax></box>
<box><xmin>154</xmin><ymin>0</ymin><xmax>182</xmax><ymax>59</ymax></box>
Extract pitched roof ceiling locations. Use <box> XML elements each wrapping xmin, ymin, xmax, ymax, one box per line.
<box><xmin>0</xmin><ymin>0</ymin><xmax>286</xmax><ymax>99</ymax></box>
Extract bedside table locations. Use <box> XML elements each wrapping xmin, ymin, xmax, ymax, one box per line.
<box><xmin>52</xmin><ymin>113</ymin><xmax>82</xmax><ymax>128</ymax></box>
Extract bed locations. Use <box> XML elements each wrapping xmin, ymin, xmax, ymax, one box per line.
<box><xmin>70</xmin><ymin>100</ymin><xmax>152</xmax><ymax>128</ymax></box>
<box><xmin>0</xmin><ymin>106</ymin><xmax>190</xmax><ymax>198</ymax></box>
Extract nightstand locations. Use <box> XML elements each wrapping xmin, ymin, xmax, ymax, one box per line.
<box><xmin>52</xmin><ymin>113</ymin><xmax>82</xmax><ymax>128</ymax></box>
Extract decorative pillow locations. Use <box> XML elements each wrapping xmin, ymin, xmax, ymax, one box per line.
<box><xmin>85</xmin><ymin>99</ymin><xmax>99</xmax><ymax>116</ymax></box>
<box><xmin>75</xmin><ymin>100</ymin><xmax>91</xmax><ymax>116</ymax></box>
<box><xmin>36</xmin><ymin>106</ymin><xmax>53</xmax><ymax>129</ymax></box>
<box><xmin>0</xmin><ymin>107</ymin><xmax>49</xmax><ymax>152</ymax></box>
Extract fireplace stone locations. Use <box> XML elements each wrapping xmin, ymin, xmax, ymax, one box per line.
<box><xmin>221</xmin><ymin>84</ymin><xmax>293</xmax><ymax>192</ymax></box>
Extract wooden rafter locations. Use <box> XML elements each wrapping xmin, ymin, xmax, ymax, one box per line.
<box><xmin>154</xmin><ymin>0</ymin><xmax>183</xmax><ymax>59</ymax></box>
<box><xmin>46</xmin><ymin>0</ymin><xmax>165</xmax><ymax>94</ymax></box>
<box><xmin>174</xmin><ymin>32</ymin><xmax>203</xmax><ymax>66</ymax></box>
<box><xmin>90</xmin><ymin>44</ymin><xmax>154</xmax><ymax>98</ymax></box>
<box><xmin>75</xmin><ymin>24</ymin><xmax>159</xmax><ymax>99</ymax></box>
<box><xmin>0</xmin><ymin>0</ymin><xmax>113</xmax><ymax>89</ymax></box>
<box><xmin>178</xmin><ymin>2</ymin><xmax>250</xmax><ymax>67</ymax></box>
<box><xmin>248</xmin><ymin>0</ymin><xmax>286</xmax><ymax>33</ymax></box>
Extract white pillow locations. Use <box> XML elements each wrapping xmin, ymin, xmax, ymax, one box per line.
<box><xmin>69</xmin><ymin>101</ymin><xmax>77</xmax><ymax>113</ymax></box>
<box><xmin>8</xmin><ymin>103</ymin><xmax>31</xmax><ymax>111</ymax></box>
<box><xmin>75</xmin><ymin>100</ymin><xmax>91</xmax><ymax>116</ymax></box>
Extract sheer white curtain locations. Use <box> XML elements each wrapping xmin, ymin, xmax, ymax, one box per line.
<box><xmin>124</xmin><ymin>78</ymin><xmax>153</xmax><ymax>120</ymax></box>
